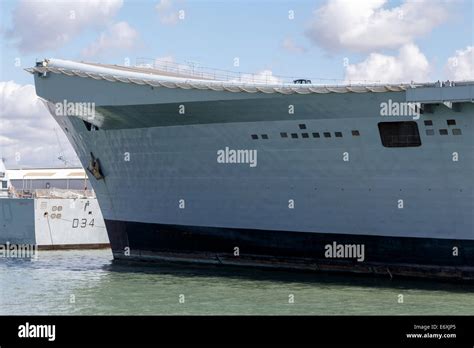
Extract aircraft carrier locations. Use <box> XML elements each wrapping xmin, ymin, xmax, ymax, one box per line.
<box><xmin>28</xmin><ymin>58</ymin><xmax>474</xmax><ymax>280</ymax></box>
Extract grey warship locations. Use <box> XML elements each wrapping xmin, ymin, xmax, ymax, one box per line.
<box><xmin>28</xmin><ymin>58</ymin><xmax>474</xmax><ymax>280</ymax></box>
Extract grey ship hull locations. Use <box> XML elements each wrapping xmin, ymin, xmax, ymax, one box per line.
<box><xmin>0</xmin><ymin>197</ymin><xmax>109</xmax><ymax>249</ymax></box>
<box><xmin>0</xmin><ymin>199</ymin><xmax>35</xmax><ymax>245</ymax></box>
<box><xmin>32</xmin><ymin>64</ymin><xmax>474</xmax><ymax>280</ymax></box>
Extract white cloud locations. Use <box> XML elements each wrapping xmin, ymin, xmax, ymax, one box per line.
<box><xmin>155</xmin><ymin>0</ymin><xmax>181</xmax><ymax>25</ymax></box>
<box><xmin>237</xmin><ymin>70</ymin><xmax>282</xmax><ymax>84</ymax></box>
<box><xmin>155</xmin><ymin>0</ymin><xmax>173</xmax><ymax>12</ymax></box>
<box><xmin>136</xmin><ymin>56</ymin><xmax>195</xmax><ymax>75</ymax></box>
<box><xmin>5</xmin><ymin>0</ymin><xmax>123</xmax><ymax>53</ymax></box>
<box><xmin>306</xmin><ymin>0</ymin><xmax>448</xmax><ymax>52</ymax></box>
<box><xmin>154</xmin><ymin>56</ymin><xmax>190</xmax><ymax>71</ymax></box>
<box><xmin>445</xmin><ymin>46</ymin><xmax>474</xmax><ymax>81</ymax></box>
<box><xmin>282</xmin><ymin>37</ymin><xmax>306</xmax><ymax>54</ymax></box>
<box><xmin>82</xmin><ymin>21</ymin><xmax>139</xmax><ymax>58</ymax></box>
<box><xmin>138</xmin><ymin>56</ymin><xmax>282</xmax><ymax>84</ymax></box>
<box><xmin>0</xmin><ymin>81</ymin><xmax>79</xmax><ymax>167</ymax></box>
<box><xmin>142</xmin><ymin>56</ymin><xmax>236</xmax><ymax>81</ymax></box>
<box><xmin>155</xmin><ymin>55</ymin><xmax>176</xmax><ymax>64</ymax></box>
<box><xmin>344</xmin><ymin>44</ymin><xmax>430</xmax><ymax>83</ymax></box>
<box><xmin>158</xmin><ymin>13</ymin><xmax>179</xmax><ymax>25</ymax></box>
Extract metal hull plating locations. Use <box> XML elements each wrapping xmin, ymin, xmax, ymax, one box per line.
<box><xmin>33</xmin><ymin>68</ymin><xmax>474</xmax><ymax>280</ymax></box>
<box><xmin>0</xmin><ymin>199</ymin><xmax>35</xmax><ymax>245</ymax></box>
<box><xmin>0</xmin><ymin>197</ymin><xmax>109</xmax><ymax>249</ymax></box>
<box><xmin>34</xmin><ymin>198</ymin><xmax>109</xmax><ymax>249</ymax></box>
<box><xmin>106</xmin><ymin>220</ymin><xmax>474</xmax><ymax>280</ymax></box>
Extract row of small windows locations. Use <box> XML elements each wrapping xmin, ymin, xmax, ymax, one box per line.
<box><xmin>252</xmin><ymin>121</ymin><xmax>462</xmax><ymax>146</ymax></box>
<box><xmin>299</xmin><ymin>123</ymin><xmax>360</xmax><ymax>137</ymax></box>
<box><xmin>282</xmin><ymin>131</ymin><xmax>343</xmax><ymax>139</ymax></box>
<box><xmin>251</xmin><ymin>129</ymin><xmax>360</xmax><ymax>140</ymax></box>
<box><xmin>253</xmin><ymin>121</ymin><xmax>461</xmax><ymax>143</ymax></box>
<box><xmin>426</xmin><ymin>129</ymin><xmax>462</xmax><ymax>136</ymax></box>
<box><xmin>424</xmin><ymin>119</ymin><xmax>456</xmax><ymax>126</ymax></box>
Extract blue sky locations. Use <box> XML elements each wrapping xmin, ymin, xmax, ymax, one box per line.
<box><xmin>1</xmin><ymin>0</ymin><xmax>472</xmax><ymax>84</ymax></box>
<box><xmin>0</xmin><ymin>0</ymin><xmax>472</xmax><ymax>167</ymax></box>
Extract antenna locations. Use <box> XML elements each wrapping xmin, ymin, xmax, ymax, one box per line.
<box><xmin>54</xmin><ymin>128</ymin><xmax>72</xmax><ymax>167</ymax></box>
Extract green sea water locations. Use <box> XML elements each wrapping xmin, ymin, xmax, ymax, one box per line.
<box><xmin>1</xmin><ymin>249</ymin><xmax>473</xmax><ymax>315</ymax></box>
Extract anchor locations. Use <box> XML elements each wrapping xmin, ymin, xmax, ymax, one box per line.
<box><xmin>87</xmin><ymin>152</ymin><xmax>104</xmax><ymax>180</ymax></box>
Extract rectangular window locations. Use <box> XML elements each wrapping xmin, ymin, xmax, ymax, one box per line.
<box><xmin>291</xmin><ymin>133</ymin><xmax>298</xmax><ymax>139</ymax></box>
<box><xmin>424</xmin><ymin>120</ymin><xmax>433</xmax><ymax>126</ymax></box>
<box><xmin>352</xmin><ymin>130</ymin><xmax>360</xmax><ymax>136</ymax></box>
<box><xmin>447</xmin><ymin>119</ymin><xmax>456</xmax><ymax>126</ymax></box>
<box><xmin>1</xmin><ymin>181</ymin><xmax>7</xmax><ymax>189</ymax></box>
<box><xmin>452</xmin><ymin>129</ymin><xmax>462</xmax><ymax>135</ymax></box>
<box><xmin>261</xmin><ymin>134</ymin><xmax>268</xmax><ymax>139</ymax></box>
<box><xmin>280</xmin><ymin>132</ymin><xmax>288</xmax><ymax>138</ymax></box>
<box><xmin>335</xmin><ymin>132</ymin><xmax>342</xmax><ymax>138</ymax></box>
<box><xmin>323</xmin><ymin>132</ymin><xmax>331</xmax><ymax>138</ymax></box>
<box><xmin>299</xmin><ymin>124</ymin><xmax>307</xmax><ymax>130</ymax></box>
<box><xmin>378</xmin><ymin>121</ymin><xmax>421</xmax><ymax>147</ymax></box>
<box><xmin>302</xmin><ymin>133</ymin><xmax>309</xmax><ymax>138</ymax></box>
<box><xmin>312</xmin><ymin>132</ymin><xmax>320</xmax><ymax>138</ymax></box>
<box><xmin>439</xmin><ymin>129</ymin><xmax>448</xmax><ymax>135</ymax></box>
<box><xmin>251</xmin><ymin>134</ymin><xmax>258</xmax><ymax>140</ymax></box>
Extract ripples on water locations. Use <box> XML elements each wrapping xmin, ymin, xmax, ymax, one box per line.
<box><xmin>1</xmin><ymin>249</ymin><xmax>473</xmax><ymax>315</ymax></box>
